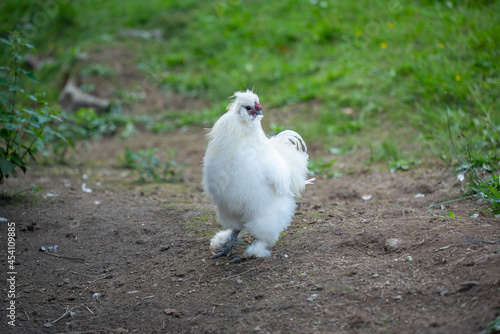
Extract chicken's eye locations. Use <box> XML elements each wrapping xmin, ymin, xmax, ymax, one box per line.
<box><xmin>245</xmin><ymin>106</ymin><xmax>251</xmax><ymax>111</ymax></box>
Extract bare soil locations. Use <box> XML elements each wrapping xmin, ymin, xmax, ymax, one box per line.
<box><xmin>1</xmin><ymin>46</ymin><xmax>499</xmax><ymax>334</ymax></box>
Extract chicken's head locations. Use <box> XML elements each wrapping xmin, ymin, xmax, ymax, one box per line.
<box><xmin>232</xmin><ymin>90</ymin><xmax>263</xmax><ymax>121</ymax></box>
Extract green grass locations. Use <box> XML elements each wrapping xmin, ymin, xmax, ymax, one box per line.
<box><xmin>116</xmin><ymin>147</ymin><xmax>188</xmax><ymax>183</ymax></box>
<box><xmin>0</xmin><ymin>0</ymin><xmax>498</xmax><ymax>171</ymax></box>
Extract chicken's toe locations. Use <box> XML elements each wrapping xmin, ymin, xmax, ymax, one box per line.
<box><xmin>211</xmin><ymin>229</ymin><xmax>241</xmax><ymax>259</ymax></box>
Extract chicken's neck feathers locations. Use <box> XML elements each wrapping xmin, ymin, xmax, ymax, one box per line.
<box><xmin>206</xmin><ymin>109</ymin><xmax>266</xmax><ymax>154</ymax></box>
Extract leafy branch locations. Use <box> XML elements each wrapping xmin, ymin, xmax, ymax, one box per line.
<box><xmin>0</xmin><ymin>31</ymin><xmax>66</xmax><ymax>184</ymax></box>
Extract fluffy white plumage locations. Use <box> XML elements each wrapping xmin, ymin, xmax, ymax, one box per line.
<box><xmin>203</xmin><ymin>90</ymin><xmax>313</xmax><ymax>259</ymax></box>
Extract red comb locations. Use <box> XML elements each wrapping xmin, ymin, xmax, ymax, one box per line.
<box><xmin>254</xmin><ymin>102</ymin><xmax>262</xmax><ymax>111</ymax></box>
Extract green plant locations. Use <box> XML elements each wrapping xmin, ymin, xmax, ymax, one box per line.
<box><xmin>449</xmin><ymin>104</ymin><xmax>500</xmax><ymax>215</ymax></box>
<box><xmin>269</xmin><ymin>123</ymin><xmax>286</xmax><ymax>136</ymax></box>
<box><xmin>0</xmin><ymin>32</ymin><xmax>65</xmax><ymax>183</ymax></box>
<box><xmin>464</xmin><ymin>169</ymin><xmax>500</xmax><ymax>215</ymax></box>
<box><xmin>481</xmin><ymin>310</ymin><xmax>500</xmax><ymax>334</ymax></box>
<box><xmin>1</xmin><ymin>1</ymin><xmax>498</xmax><ymax>167</ymax></box>
<box><xmin>31</xmin><ymin>183</ymin><xmax>42</xmax><ymax>194</ymax></box>
<box><xmin>45</xmin><ymin>105</ymin><xmax>132</xmax><ymax>161</ymax></box>
<box><xmin>117</xmin><ymin>147</ymin><xmax>188</xmax><ymax>183</ymax></box>
<box><xmin>81</xmin><ymin>63</ymin><xmax>116</xmax><ymax>77</ymax></box>
<box><xmin>369</xmin><ymin>139</ymin><xmax>399</xmax><ymax>163</ymax></box>
<box><xmin>389</xmin><ymin>158</ymin><xmax>418</xmax><ymax>172</ymax></box>
<box><xmin>308</xmin><ymin>158</ymin><xmax>340</xmax><ymax>178</ymax></box>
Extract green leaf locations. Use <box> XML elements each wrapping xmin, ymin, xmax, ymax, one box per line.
<box><xmin>0</xmin><ymin>128</ymin><xmax>10</xmax><ymax>140</ymax></box>
<box><xmin>8</xmin><ymin>85</ymin><xmax>25</xmax><ymax>93</ymax></box>
<box><xmin>24</xmin><ymin>71</ymin><xmax>38</xmax><ymax>83</ymax></box>
<box><xmin>0</xmin><ymin>157</ymin><xmax>15</xmax><ymax>175</ymax></box>
<box><xmin>9</xmin><ymin>152</ymin><xmax>23</xmax><ymax>167</ymax></box>
<box><xmin>0</xmin><ymin>37</ymin><xmax>12</xmax><ymax>46</ymax></box>
<box><xmin>21</xmin><ymin>108</ymin><xmax>37</xmax><ymax>116</ymax></box>
<box><xmin>45</xmin><ymin>128</ymin><xmax>67</xmax><ymax>141</ymax></box>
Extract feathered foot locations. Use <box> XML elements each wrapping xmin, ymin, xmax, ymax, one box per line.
<box><xmin>211</xmin><ymin>229</ymin><xmax>242</xmax><ymax>259</ymax></box>
<box><xmin>243</xmin><ymin>239</ymin><xmax>271</xmax><ymax>258</ymax></box>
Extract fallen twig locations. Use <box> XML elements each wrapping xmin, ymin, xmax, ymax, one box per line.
<box><xmin>83</xmin><ymin>304</ymin><xmax>94</xmax><ymax>315</ymax></box>
<box><xmin>43</xmin><ymin>252</ymin><xmax>85</xmax><ymax>263</ymax></box>
<box><xmin>51</xmin><ymin>306</ymin><xmax>75</xmax><ymax>324</ymax></box>
<box><xmin>428</xmin><ymin>195</ymin><xmax>473</xmax><ymax>210</ymax></box>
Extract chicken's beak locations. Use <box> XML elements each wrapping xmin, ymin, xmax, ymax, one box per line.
<box><xmin>256</xmin><ymin>109</ymin><xmax>263</xmax><ymax>116</ymax></box>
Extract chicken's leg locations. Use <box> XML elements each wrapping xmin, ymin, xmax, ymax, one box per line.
<box><xmin>211</xmin><ymin>229</ymin><xmax>241</xmax><ymax>259</ymax></box>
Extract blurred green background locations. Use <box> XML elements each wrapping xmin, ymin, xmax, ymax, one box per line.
<box><xmin>1</xmin><ymin>0</ymin><xmax>499</xmax><ymax>169</ymax></box>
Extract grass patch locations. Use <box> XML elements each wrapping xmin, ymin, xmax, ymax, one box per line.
<box><xmin>449</xmin><ymin>91</ymin><xmax>499</xmax><ymax>214</ymax></box>
<box><xmin>116</xmin><ymin>147</ymin><xmax>188</xmax><ymax>183</ymax></box>
<box><xmin>0</xmin><ymin>0</ymin><xmax>498</xmax><ymax>171</ymax></box>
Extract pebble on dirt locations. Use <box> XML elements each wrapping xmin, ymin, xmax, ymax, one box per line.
<box><xmin>385</xmin><ymin>238</ymin><xmax>402</xmax><ymax>251</ymax></box>
<box><xmin>164</xmin><ymin>309</ymin><xmax>181</xmax><ymax>318</ymax></box>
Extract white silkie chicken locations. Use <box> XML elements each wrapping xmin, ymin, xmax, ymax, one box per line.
<box><xmin>202</xmin><ymin>90</ymin><xmax>314</xmax><ymax>260</ymax></box>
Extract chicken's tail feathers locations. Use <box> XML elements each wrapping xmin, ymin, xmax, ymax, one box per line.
<box><xmin>270</xmin><ymin>130</ymin><xmax>313</xmax><ymax>197</ymax></box>
<box><xmin>274</xmin><ymin>130</ymin><xmax>308</xmax><ymax>153</ymax></box>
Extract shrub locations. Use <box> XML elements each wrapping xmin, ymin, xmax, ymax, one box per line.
<box><xmin>0</xmin><ymin>32</ymin><xmax>65</xmax><ymax>184</ymax></box>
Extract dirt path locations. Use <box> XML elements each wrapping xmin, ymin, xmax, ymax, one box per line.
<box><xmin>1</xmin><ymin>126</ymin><xmax>499</xmax><ymax>334</ymax></box>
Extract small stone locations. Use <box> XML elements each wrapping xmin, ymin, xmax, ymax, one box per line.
<box><xmin>307</xmin><ymin>294</ymin><xmax>318</xmax><ymax>301</ymax></box>
<box><xmin>164</xmin><ymin>308</ymin><xmax>181</xmax><ymax>317</ymax></box>
<box><xmin>385</xmin><ymin>238</ymin><xmax>402</xmax><ymax>251</ymax></box>
<box><xmin>473</xmin><ymin>255</ymin><xmax>488</xmax><ymax>264</ymax></box>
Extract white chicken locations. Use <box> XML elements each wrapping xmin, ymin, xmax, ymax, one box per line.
<box><xmin>202</xmin><ymin>90</ymin><xmax>314</xmax><ymax>260</ymax></box>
